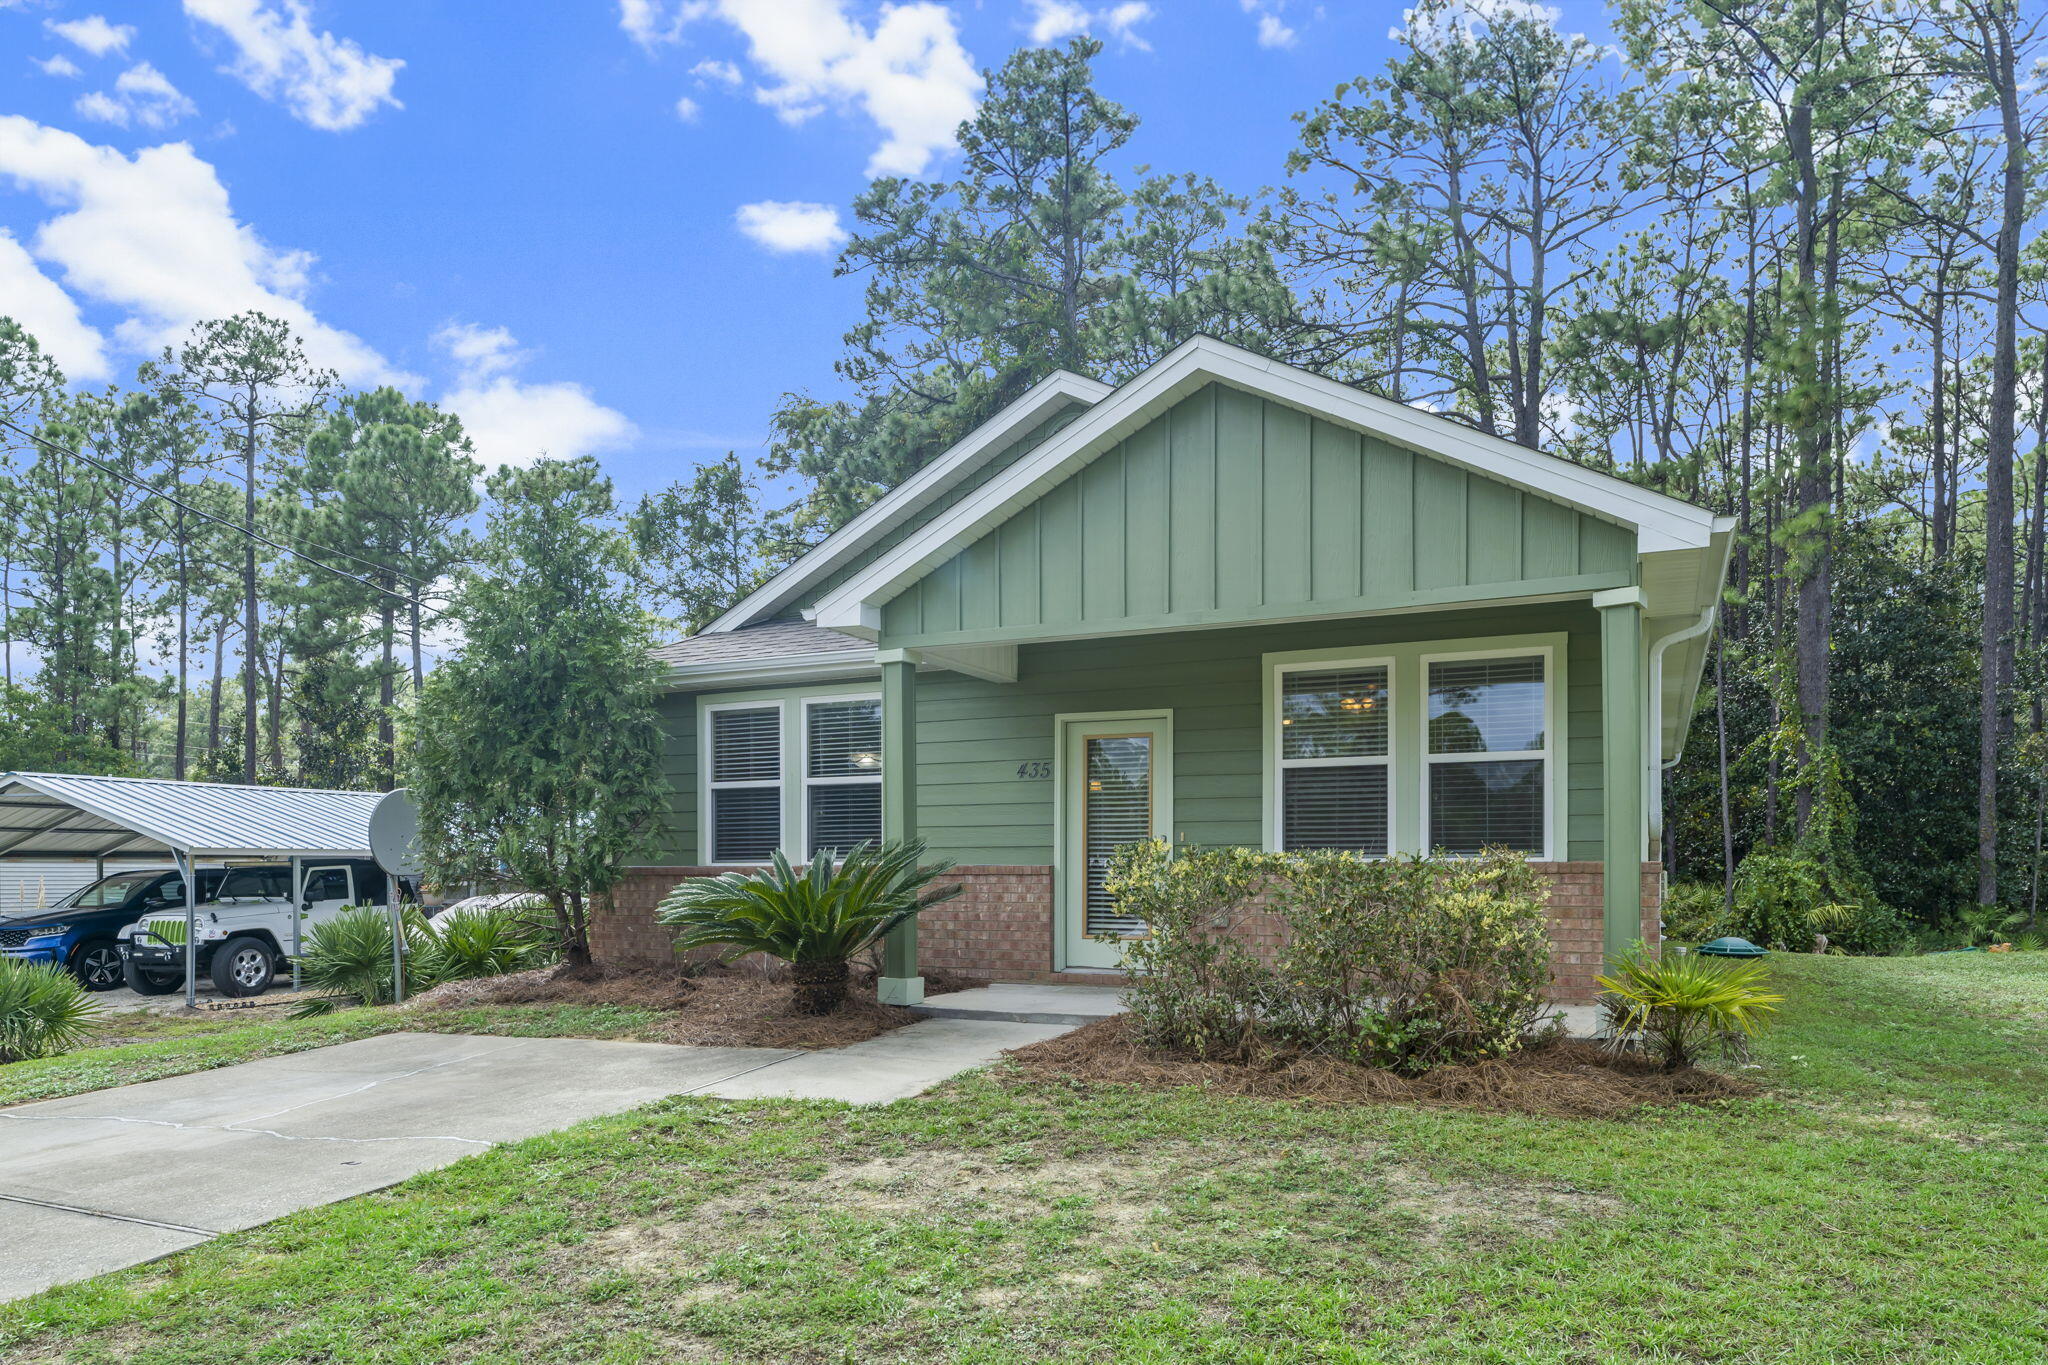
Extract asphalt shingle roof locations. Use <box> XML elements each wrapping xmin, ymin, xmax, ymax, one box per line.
<box><xmin>651</xmin><ymin>620</ymin><xmax>873</xmax><ymax>668</ymax></box>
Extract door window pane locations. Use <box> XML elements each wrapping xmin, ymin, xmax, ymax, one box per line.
<box><xmin>1084</xmin><ymin>735</ymin><xmax>1152</xmax><ymax>939</ymax></box>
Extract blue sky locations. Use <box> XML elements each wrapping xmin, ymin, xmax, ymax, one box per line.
<box><xmin>0</xmin><ymin>1</ymin><xmax>1572</xmax><ymax>502</ymax></box>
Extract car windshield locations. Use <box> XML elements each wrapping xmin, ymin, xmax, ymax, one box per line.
<box><xmin>28</xmin><ymin>871</ymin><xmax>167</xmax><ymax>915</ymax></box>
<box><xmin>214</xmin><ymin>867</ymin><xmax>289</xmax><ymax>901</ymax></box>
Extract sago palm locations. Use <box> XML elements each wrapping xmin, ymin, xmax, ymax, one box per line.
<box><xmin>656</xmin><ymin>841</ymin><xmax>961</xmax><ymax>1013</ymax></box>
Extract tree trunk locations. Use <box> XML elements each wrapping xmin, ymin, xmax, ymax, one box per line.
<box><xmin>791</xmin><ymin>958</ymin><xmax>849</xmax><ymax>1015</ymax></box>
<box><xmin>241</xmin><ymin>398</ymin><xmax>260</xmax><ymax>784</ymax></box>
<box><xmin>1717</xmin><ymin>636</ymin><xmax>1736</xmax><ymax>912</ymax></box>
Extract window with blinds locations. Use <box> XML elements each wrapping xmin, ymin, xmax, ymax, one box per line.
<box><xmin>1083</xmin><ymin>735</ymin><xmax>1153</xmax><ymax>938</ymax></box>
<box><xmin>805</xmin><ymin>697</ymin><xmax>883</xmax><ymax>857</ymax></box>
<box><xmin>1426</xmin><ymin>654</ymin><xmax>1547</xmax><ymax>855</ymax></box>
<box><xmin>1276</xmin><ymin>663</ymin><xmax>1391</xmax><ymax>853</ymax></box>
<box><xmin>709</xmin><ymin>705</ymin><xmax>781</xmax><ymax>861</ymax></box>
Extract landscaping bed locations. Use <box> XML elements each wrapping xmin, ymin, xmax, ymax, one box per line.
<box><xmin>1004</xmin><ymin>1013</ymin><xmax>1758</xmax><ymax>1118</ymax></box>
<box><xmin>409</xmin><ymin>962</ymin><xmax>925</xmax><ymax>1049</ymax></box>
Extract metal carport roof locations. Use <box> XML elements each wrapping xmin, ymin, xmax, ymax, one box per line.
<box><xmin>0</xmin><ymin>772</ymin><xmax>382</xmax><ymax>862</ymax></box>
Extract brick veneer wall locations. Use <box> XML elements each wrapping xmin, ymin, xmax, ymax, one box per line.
<box><xmin>601</xmin><ymin>860</ymin><xmax>1663</xmax><ymax>1001</ymax></box>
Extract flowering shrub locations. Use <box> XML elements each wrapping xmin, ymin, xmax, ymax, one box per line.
<box><xmin>1104</xmin><ymin>841</ymin><xmax>1553</xmax><ymax>1072</ymax></box>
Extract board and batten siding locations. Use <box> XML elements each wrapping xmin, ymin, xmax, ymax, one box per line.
<box><xmin>878</xmin><ymin>383</ymin><xmax>1636</xmax><ymax>647</ymax></box>
<box><xmin>647</xmin><ymin>605</ymin><xmax>1608</xmax><ymax>868</ymax></box>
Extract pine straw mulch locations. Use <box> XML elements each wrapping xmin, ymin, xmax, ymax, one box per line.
<box><xmin>408</xmin><ymin>962</ymin><xmax>975</xmax><ymax>1050</ymax></box>
<box><xmin>1002</xmin><ymin>1014</ymin><xmax>1760</xmax><ymax>1119</ymax></box>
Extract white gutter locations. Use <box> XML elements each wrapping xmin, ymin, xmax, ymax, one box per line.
<box><xmin>1646</xmin><ymin>607</ymin><xmax>1717</xmax><ymax>844</ymax></box>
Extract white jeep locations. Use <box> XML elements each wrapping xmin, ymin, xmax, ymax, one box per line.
<box><xmin>118</xmin><ymin>859</ymin><xmax>393</xmax><ymax>997</ymax></box>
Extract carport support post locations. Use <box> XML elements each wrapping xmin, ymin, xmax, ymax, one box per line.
<box><xmin>176</xmin><ymin>848</ymin><xmax>197</xmax><ymax>1009</ymax></box>
<box><xmin>1595</xmin><ymin>587</ymin><xmax>1648</xmax><ymax>973</ymax></box>
<box><xmin>878</xmin><ymin>651</ymin><xmax>923</xmax><ymax>1006</ymax></box>
<box><xmin>289</xmin><ymin>856</ymin><xmax>303</xmax><ymax>991</ymax></box>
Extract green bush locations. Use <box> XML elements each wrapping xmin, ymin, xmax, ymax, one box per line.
<box><xmin>656</xmin><ymin>841</ymin><xmax>962</xmax><ymax>1014</ymax></box>
<box><xmin>1660</xmin><ymin>881</ymin><xmax>1729</xmax><ymax>944</ymax></box>
<box><xmin>0</xmin><ymin>958</ymin><xmax>101</xmax><ymax>1063</ymax></box>
<box><xmin>1731</xmin><ymin>847</ymin><xmax>1904</xmax><ymax>954</ymax></box>
<box><xmin>293</xmin><ymin>905</ymin><xmax>432</xmax><ymax>1015</ymax></box>
<box><xmin>1105</xmin><ymin>842</ymin><xmax>1553</xmax><ymax>1072</ymax></box>
<box><xmin>1598</xmin><ymin>943</ymin><xmax>1782</xmax><ymax>1071</ymax></box>
<box><xmin>418</xmin><ymin>898</ymin><xmax>554</xmax><ymax>982</ymax></box>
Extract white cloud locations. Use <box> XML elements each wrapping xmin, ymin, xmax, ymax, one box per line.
<box><xmin>75</xmin><ymin>64</ymin><xmax>199</xmax><ymax>131</ymax></box>
<box><xmin>434</xmin><ymin>323</ymin><xmax>637</xmax><ymax>471</ymax></box>
<box><xmin>674</xmin><ymin>94</ymin><xmax>701</xmax><ymax>121</ymax></box>
<box><xmin>1241</xmin><ymin>1</ymin><xmax>1297</xmax><ymax>49</ymax></box>
<box><xmin>620</xmin><ymin>1</ymin><xmax>981</xmax><ymax>178</ymax></box>
<box><xmin>46</xmin><ymin>15</ymin><xmax>134</xmax><ymax>57</ymax></box>
<box><xmin>734</xmin><ymin>200</ymin><xmax>845</xmax><ymax>253</ymax></box>
<box><xmin>0</xmin><ymin>116</ymin><xmax>401</xmax><ymax>382</ymax></box>
<box><xmin>36</xmin><ymin>55</ymin><xmax>85</xmax><ymax>79</ymax></box>
<box><xmin>1025</xmin><ymin>0</ymin><xmax>1153</xmax><ymax>49</ymax></box>
<box><xmin>690</xmin><ymin>57</ymin><xmax>743</xmax><ymax>85</ymax></box>
<box><xmin>0</xmin><ymin>229</ymin><xmax>110</xmax><ymax>381</ymax></box>
<box><xmin>182</xmin><ymin>0</ymin><xmax>403</xmax><ymax>131</ymax></box>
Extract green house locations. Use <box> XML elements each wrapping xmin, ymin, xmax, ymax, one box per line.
<box><xmin>614</xmin><ymin>337</ymin><xmax>1732</xmax><ymax>1003</ymax></box>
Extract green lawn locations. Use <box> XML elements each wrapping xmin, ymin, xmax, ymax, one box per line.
<box><xmin>5</xmin><ymin>954</ymin><xmax>2046</xmax><ymax>1363</ymax></box>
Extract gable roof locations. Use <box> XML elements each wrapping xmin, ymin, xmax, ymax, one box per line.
<box><xmin>811</xmin><ymin>336</ymin><xmax>1728</xmax><ymax>638</ymax></box>
<box><xmin>702</xmin><ymin>369</ymin><xmax>1112</xmax><ymax>634</ymax></box>
<box><xmin>0</xmin><ymin>772</ymin><xmax>382</xmax><ymax>861</ymax></box>
<box><xmin>652</xmin><ymin>620</ymin><xmax>869</xmax><ymax>668</ymax></box>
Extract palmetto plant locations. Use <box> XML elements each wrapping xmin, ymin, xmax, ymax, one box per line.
<box><xmin>1598</xmin><ymin>945</ymin><xmax>1783</xmax><ymax>1072</ymax></box>
<box><xmin>417</xmin><ymin>898</ymin><xmax>554</xmax><ymax>982</ymax></box>
<box><xmin>0</xmin><ymin>958</ymin><xmax>101</xmax><ymax>1063</ymax></box>
<box><xmin>292</xmin><ymin>906</ymin><xmax>430</xmax><ymax>1016</ymax></box>
<box><xmin>656</xmin><ymin>841</ymin><xmax>962</xmax><ymax>1014</ymax></box>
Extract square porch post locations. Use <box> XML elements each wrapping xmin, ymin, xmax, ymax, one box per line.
<box><xmin>878</xmin><ymin>650</ymin><xmax>924</xmax><ymax>1005</ymax></box>
<box><xmin>1594</xmin><ymin>587</ymin><xmax>1647</xmax><ymax>970</ymax></box>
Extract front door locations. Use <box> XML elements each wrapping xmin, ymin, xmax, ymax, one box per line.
<box><xmin>1060</xmin><ymin>714</ymin><xmax>1171</xmax><ymax>969</ymax></box>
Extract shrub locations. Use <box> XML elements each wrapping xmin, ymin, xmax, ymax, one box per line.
<box><xmin>1269</xmin><ymin>848</ymin><xmax>1552</xmax><ymax>1071</ymax></box>
<box><xmin>292</xmin><ymin>905</ymin><xmax>435</xmax><ymax>1015</ymax></box>
<box><xmin>1104</xmin><ymin>841</ymin><xmax>1553</xmax><ymax>1072</ymax></box>
<box><xmin>418</xmin><ymin>898</ymin><xmax>554</xmax><ymax>982</ymax></box>
<box><xmin>1731</xmin><ymin>847</ymin><xmax>1903</xmax><ymax>954</ymax></box>
<box><xmin>1660</xmin><ymin>880</ymin><xmax>1729</xmax><ymax>944</ymax></box>
<box><xmin>656</xmin><ymin>841</ymin><xmax>962</xmax><ymax>1014</ymax></box>
<box><xmin>0</xmin><ymin>958</ymin><xmax>101</xmax><ymax>1063</ymax></box>
<box><xmin>1108</xmin><ymin>841</ymin><xmax>1273</xmax><ymax>1061</ymax></box>
<box><xmin>1597</xmin><ymin>944</ymin><xmax>1781</xmax><ymax>1071</ymax></box>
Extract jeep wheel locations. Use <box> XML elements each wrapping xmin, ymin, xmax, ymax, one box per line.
<box><xmin>211</xmin><ymin>937</ymin><xmax>276</xmax><ymax>997</ymax></box>
<box><xmin>70</xmin><ymin>937</ymin><xmax>125</xmax><ymax>991</ymax></box>
<box><xmin>123</xmin><ymin>957</ymin><xmax>183</xmax><ymax>995</ymax></box>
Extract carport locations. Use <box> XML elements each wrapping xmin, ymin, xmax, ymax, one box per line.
<box><xmin>0</xmin><ymin>772</ymin><xmax>387</xmax><ymax>1006</ymax></box>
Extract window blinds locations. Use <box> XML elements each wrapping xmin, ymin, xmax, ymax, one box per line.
<box><xmin>1277</xmin><ymin>664</ymin><xmax>1391</xmax><ymax>854</ymax></box>
<box><xmin>805</xmin><ymin>699</ymin><xmax>883</xmax><ymax>857</ymax></box>
<box><xmin>1427</xmin><ymin>655</ymin><xmax>1546</xmax><ymax>854</ymax></box>
<box><xmin>710</xmin><ymin>706</ymin><xmax>780</xmax><ymax>861</ymax></box>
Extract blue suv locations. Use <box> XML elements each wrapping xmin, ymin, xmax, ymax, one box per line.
<box><xmin>0</xmin><ymin>867</ymin><xmax>226</xmax><ymax>991</ymax></box>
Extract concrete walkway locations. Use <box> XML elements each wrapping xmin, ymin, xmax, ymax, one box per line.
<box><xmin>0</xmin><ymin>1018</ymin><xmax>1069</xmax><ymax>1302</ymax></box>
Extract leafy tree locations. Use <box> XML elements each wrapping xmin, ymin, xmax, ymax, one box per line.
<box><xmin>630</xmin><ymin>452</ymin><xmax>776</xmax><ymax>633</ymax></box>
<box><xmin>410</xmin><ymin>458</ymin><xmax>666</xmax><ymax>969</ymax></box>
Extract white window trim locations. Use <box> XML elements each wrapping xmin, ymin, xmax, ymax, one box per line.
<box><xmin>1266</xmin><ymin>654</ymin><xmax>1396</xmax><ymax>856</ymax></box>
<box><xmin>797</xmin><ymin>691</ymin><xmax>884</xmax><ymax>860</ymax></box>
<box><xmin>701</xmin><ymin>699</ymin><xmax>784</xmax><ymax>865</ymax></box>
<box><xmin>1261</xmin><ymin>633</ymin><xmax>1569</xmax><ymax>859</ymax></box>
<box><xmin>1419</xmin><ymin>643</ymin><xmax>1561</xmax><ymax>862</ymax></box>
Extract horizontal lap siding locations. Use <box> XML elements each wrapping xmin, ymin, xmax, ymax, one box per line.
<box><xmin>914</xmin><ymin>604</ymin><xmax>1606</xmax><ymax>864</ymax></box>
<box><xmin>645</xmin><ymin>691</ymin><xmax>698</xmax><ymax>863</ymax></box>
<box><xmin>881</xmin><ymin>383</ymin><xmax>1637</xmax><ymax>645</ymax></box>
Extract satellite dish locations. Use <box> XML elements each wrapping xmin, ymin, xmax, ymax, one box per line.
<box><xmin>369</xmin><ymin>788</ymin><xmax>426</xmax><ymax>878</ymax></box>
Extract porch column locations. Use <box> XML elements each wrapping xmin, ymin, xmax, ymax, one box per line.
<box><xmin>1595</xmin><ymin>588</ymin><xmax>1647</xmax><ymax>970</ymax></box>
<box><xmin>878</xmin><ymin>650</ymin><xmax>924</xmax><ymax>1006</ymax></box>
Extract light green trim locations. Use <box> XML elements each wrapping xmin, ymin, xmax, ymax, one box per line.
<box><xmin>879</xmin><ymin>658</ymin><xmax>921</xmax><ymax>1002</ymax></box>
<box><xmin>1598</xmin><ymin>598</ymin><xmax>1645</xmax><ymax>968</ymax></box>
<box><xmin>696</xmin><ymin>680</ymin><xmax>882</xmax><ymax>866</ymax></box>
<box><xmin>1592</xmin><ymin>586</ymin><xmax>1649</xmax><ymax>609</ymax></box>
<box><xmin>1261</xmin><ymin>633</ymin><xmax>1569</xmax><ymax>859</ymax></box>
<box><xmin>880</xmin><ymin>572</ymin><xmax>1631</xmax><ymax>650</ymax></box>
<box><xmin>1053</xmin><ymin>710</ymin><xmax>1174</xmax><ymax>971</ymax></box>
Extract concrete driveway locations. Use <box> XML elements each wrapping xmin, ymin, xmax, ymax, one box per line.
<box><xmin>0</xmin><ymin>1032</ymin><xmax>799</xmax><ymax>1302</ymax></box>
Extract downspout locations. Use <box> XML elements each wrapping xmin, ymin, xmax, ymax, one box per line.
<box><xmin>1646</xmin><ymin>608</ymin><xmax>1718</xmax><ymax>851</ymax></box>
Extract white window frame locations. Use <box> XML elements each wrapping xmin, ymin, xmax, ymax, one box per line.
<box><xmin>798</xmin><ymin>692</ymin><xmax>884</xmax><ymax>860</ymax></box>
<box><xmin>1419</xmin><ymin>643</ymin><xmax>1560</xmax><ymax>862</ymax></box>
<box><xmin>1265</xmin><ymin>654</ymin><xmax>1396</xmax><ymax>856</ymax></box>
<box><xmin>701</xmin><ymin>699</ymin><xmax>785</xmax><ymax>864</ymax></box>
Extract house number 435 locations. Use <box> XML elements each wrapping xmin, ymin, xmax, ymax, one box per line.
<box><xmin>1015</xmin><ymin>761</ymin><xmax>1052</xmax><ymax>779</ymax></box>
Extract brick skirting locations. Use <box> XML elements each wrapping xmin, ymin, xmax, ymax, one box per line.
<box><xmin>602</xmin><ymin>860</ymin><xmax>1663</xmax><ymax>1002</ymax></box>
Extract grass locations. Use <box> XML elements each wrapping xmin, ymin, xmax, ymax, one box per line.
<box><xmin>4</xmin><ymin>953</ymin><xmax>2047</xmax><ymax>1362</ymax></box>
